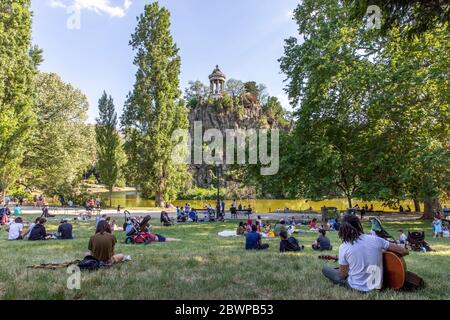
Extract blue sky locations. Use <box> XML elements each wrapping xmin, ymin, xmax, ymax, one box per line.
<box><xmin>31</xmin><ymin>0</ymin><xmax>300</xmax><ymax>122</ymax></box>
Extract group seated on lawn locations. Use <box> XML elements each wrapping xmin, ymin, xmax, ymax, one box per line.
<box><xmin>1</xmin><ymin>203</ymin><xmax>448</xmax><ymax>294</ymax></box>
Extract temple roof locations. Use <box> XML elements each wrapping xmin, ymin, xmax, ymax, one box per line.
<box><xmin>209</xmin><ymin>65</ymin><xmax>226</xmax><ymax>80</ymax></box>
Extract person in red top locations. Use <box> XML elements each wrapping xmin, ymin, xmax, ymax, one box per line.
<box><xmin>309</xmin><ymin>218</ymin><xmax>318</xmax><ymax>230</ymax></box>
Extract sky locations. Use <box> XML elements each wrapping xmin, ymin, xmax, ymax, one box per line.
<box><xmin>31</xmin><ymin>0</ymin><xmax>300</xmax><ymax>122</ymax></box>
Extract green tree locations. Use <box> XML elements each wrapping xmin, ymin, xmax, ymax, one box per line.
<box><xmin>346</xmin><ymin>0</ymin><xmax>449</xmax><ymax>37</ymax></box>
<box><xmin>95</xmin><ymin>92</ymin><xmax>123</xmax><ymax>207</ymax></box>
<box><xmin>121</xmin><ymin>2</ymin><xmax>189</xmax><ymax>206</ymax></box>
<box><xmin>0</xmin><ymin>0</ymin><xmax>35</xmax><ymax>200</ymax></box>
<box><xmin>262</xmin><ymin>96</ymin><xmax>290</xmax><ymax>129</ymax></box>
<box><xmin>22</xmin><ymin>72</ymin><xmax>96</xmax><ymax>197</ymax></box>
<box><xmin>184</xmin><ymin>80</ymin><xmax>209</xmax><ymax>107</ymax></box>
<box><xmin>280</xmin><ymin>0</ymin><xmax>373</xmax><ymax>208</ymax></box>
<box><xmin>357</xmin><ymin>27</ymin><xmax>450</xmax><ymax>218</ymax></box>
<box><xmin>225</xmin><ymin>79</ymin><xmax>245</xmax><ymax>98</ymax></box>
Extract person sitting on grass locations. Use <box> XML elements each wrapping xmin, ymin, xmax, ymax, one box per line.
<box><xmin>397</xmin><ymin>229</ymin><xmax>407</xmax><ymax>245</ymax></box>
<box><xmin>57</xmin><ymin>219</ymin><xmax>73</xmax><ymax>240</ymax></box>
<box><xmin>236</xmin><ymin>222</ymin><xmax>245</xmax><ymax>235</ymax></box>
<box><xmin>274</xmin><ymin>219</ymin><xmax>287</xmax><ymax>236</ymax></box>
<box><xmin>189</xmin><ymin>209</ymin><xmax>198</xmax><ymax>222</ymax></box>
<box><xmin>312</xmin><ymin>229</ymin><xmax>332</xmax><ymax>251</ymax></box>
<box><xmin>256</xmin><ymin>215</ymin><xmax>263</xmax><ymax>228</ymax></box>
<box><xmin>160</xmin><ymin>211</ymin><xmax>173</xmax><ymax>226</ymax></box>
<box><xmin>28</xmin><ymin>218</ymin><xmax>52</xmax><ymax>241</ymax></box>
<box><xmin>245</xmin><ymin>225</ymin><xmax>269</xmax><ymax>250</ymax></box>
<box><xmin>40</xmin><ymin>204</ymin><xmax>54</xmax><ymax>218</ymax></box>
<box><xmin>88</xmin><ymin>220</ymin><xmax>130</xmax><ymax>266</ymax></box>
<box><xmin>279</xmin><ymin>230</ymin><xmax>303</xmax><ymax>252</ymax></box>
<box><xmin>264</xmin><ymin>224</ymin><xmax>275</xmax><ymax>238</ymax></box>
<box><xmin>24</xmin><ymin>217</ymin><xmax>40</xmax><ymax>240</ymax></box>
<box><xmin>321</xmin><ymin>215</ymin><xmax>408</xmax><ymax>292</ymax></box>
<box><xmin>13</xmin><ymin>204</ymin><xmax>22</xmax><ymax>215</ymax></box>
<box><xmin>309</xmin><ymin>218</ymin><xmax>318</xmax><ymax>231</ymax></box>
<box><xmin>8</xmin><ymin>217</ymin><xmax>25</xmax><ymax>240</ymax></box>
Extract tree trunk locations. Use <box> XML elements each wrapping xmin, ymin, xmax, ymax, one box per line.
<box><xmin>347</xmin><ymin>196</ymin><xmax>352</xmax><ymax>209</ymax></box>
<box><xmin>413</xmin><ymin>199</ymin><xmax>421</xmax><ymax>213</ymax></box>
<box><xmin>422</xmin><ymin>198</ymin><xmax>439</xmax><ymax>219</ymax></box>
<box><xmin>155</xmin><ymin>191</ymin><xmax>164</xmax><ymax>208</ymax></box>
<box><xmin>109</xmin><ymin>188</ymin><xmax>112</xmax><ymax>208</ymax></box>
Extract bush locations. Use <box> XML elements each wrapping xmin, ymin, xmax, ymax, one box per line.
<box><xmin>177</xmin><ymin>188</ymin><xmax>228</xmax><ymax>200</ymax></box>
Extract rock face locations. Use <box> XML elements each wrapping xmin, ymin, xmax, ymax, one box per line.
<box><xmin>188</xmin><ymin>97</ymin><xmax>262</xmax><ymax>188</ymax></box>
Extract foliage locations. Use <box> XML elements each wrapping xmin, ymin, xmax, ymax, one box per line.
<box><xmin>262</xmin><ymin>96</ymin><xmax>290</xmax><ymax>129</ymax></box>
<box><xmin>345</xmin><ymin>0</ymin><xmax>449</xmax><ymax>38</ymax></box>
<box><xmin>121</xmin><ymin>2</ymin><xmax>190</xmax><ymax>206</ymax></box>
<box><xmin>177</xmin><ymin>187</ymin><xmax>227</xmax><ymax>200</ymax></box>
<box><xmin>184</xmin><ymin>80</ymin><xmax>209</xmax><ymax>107</ymax></box>
<box><xmin>95</xmin><ymin>91</ymin><xmax>125</xmax><ymax>207</ymax></box>
<box><xmin>276</xmin><ymin>0</ymin><xmax>449</xmax><ymax>215</ymax></box>
<box><xmin>0</xmin><ymin>0</ymin><xmax>35</xmax><ymax>198</ymax></box>
<box><xmin>225</xmin><ymin>79</ymin><xmax>245</xmax><ymax>98</ymax></box>
<box><xmin>22</xmin><ymin>72</ymin><xmax>96</xmax><ymax>197</ymax></box>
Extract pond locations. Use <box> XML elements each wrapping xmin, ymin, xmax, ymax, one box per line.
<box><xmin>98</xmin><ymin>191</ymin><xmax>419</xmax><ymax>213</ymax></box>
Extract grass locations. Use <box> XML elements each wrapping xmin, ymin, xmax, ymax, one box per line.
<box><xmin>0</xmin><ymin>216</ymin><xmax>448</xmax><ymax>300</ymax></box>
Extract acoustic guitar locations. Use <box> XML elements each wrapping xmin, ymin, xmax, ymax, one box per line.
<box><xmin>319</xmin><ymin>251</ymin><xmax>407</xmax><ymax>289</ymax></box>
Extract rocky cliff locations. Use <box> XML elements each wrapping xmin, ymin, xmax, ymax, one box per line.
<box><xmin>188</xmin><ymin>94</ymin><xmax>264</xmax><ymax>188</ymax></box>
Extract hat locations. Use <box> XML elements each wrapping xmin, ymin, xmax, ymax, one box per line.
<box><xmin>60</xmin><ymin>218</ymin><xmax>68</xmax><ymax>223</ymax></box>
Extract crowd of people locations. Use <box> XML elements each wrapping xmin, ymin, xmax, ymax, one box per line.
<box><xmin>1</xmin><ymin>196</ymin><xmax>449</xmax><ymax>293</ymax></box>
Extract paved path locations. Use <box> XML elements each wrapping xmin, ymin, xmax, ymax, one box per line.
<box><xmin>11</xmin><ymin>206</ymin><xmax>422</xmax><ymax>222</ymax></box>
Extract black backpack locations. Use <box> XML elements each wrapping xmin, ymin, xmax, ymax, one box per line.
<box><xmin>78</xmin><ymin>255</ymin><xmax>100</xmax><ymax>271</ymax></box>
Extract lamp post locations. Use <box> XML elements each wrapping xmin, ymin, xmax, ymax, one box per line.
<box><xmin>216</xmin><ymin>164</ymin><xmax>221</xmax><ymax>220</ymax></box>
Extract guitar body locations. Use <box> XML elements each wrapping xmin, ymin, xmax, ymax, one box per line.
<box><xmin>382</xmin><ymin>251</ymin><xmax>406</xmax><ymax>290</ymax></box>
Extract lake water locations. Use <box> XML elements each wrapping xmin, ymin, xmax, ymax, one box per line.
<box><xmin>99</xmin><ymin>191</ymin><xmax>420</xmax><ymax>213</ymax></box>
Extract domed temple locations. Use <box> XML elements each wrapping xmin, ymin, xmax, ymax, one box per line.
<box><xmin>209</xmin><ymin>65</ymin><xmax>226</xmax><ymax>99</ymax></box>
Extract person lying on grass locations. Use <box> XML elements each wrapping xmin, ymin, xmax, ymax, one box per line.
<box><xmin>245</xmin><ymin>225</ymin><xmax>269</xmax><ymax>250</ymax></box>
<box><xmin>139</xmin><ymin>215</ymin><xmax>180</xmax><ymax>242</ymax></box>
<box><xmin>279</xmin><ymin>230</ymin><xmax>303</xmax><ymax>252</ymax></box>
<box><xmin>28</xmin><ymin>218</ymin><xmax>53</xmax><ymax>241</ymax></box>
<box><xmin>88</xmin><ymin>220</ymin><xmax>130</xmax><ymax>266</ymax></box>
<box><xmin>312</xmin><ymin>229</ymin><xmax>332</xmax><ymax>251</ymax></box>
<box><xmin>322</xmin><ymin>215</ymin><xmax>408</xmax><ymax>293</ymax></box>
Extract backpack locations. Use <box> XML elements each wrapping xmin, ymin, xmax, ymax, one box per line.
<box><xmin>78</xmin><ymin>255</ymin><xmax>100</xmax><ymax>271</ymax></box>
<box><xmin>288</xmin><ymin>237</ymin><xmax>301</xmax><ymax>251</ymax></box>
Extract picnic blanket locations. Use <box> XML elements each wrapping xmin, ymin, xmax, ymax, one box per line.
<box><xmin>218</xmin><ymin>230</ymin><xmax>238</xmax><ymax>237</ymax></box>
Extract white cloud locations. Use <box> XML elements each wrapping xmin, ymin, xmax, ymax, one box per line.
<box><xmin>47</xmin><ymin>0</ymin><xmax>133</xmax><ymax>18</ymax></box>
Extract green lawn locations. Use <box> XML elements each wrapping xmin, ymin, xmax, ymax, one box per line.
<box><xmin>0</xmin><ymin>216</ymin><xmax>449</xmax><ymax>300</ymax></box>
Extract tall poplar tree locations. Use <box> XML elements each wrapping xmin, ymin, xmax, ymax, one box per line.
<box><xmin>96</xmin><ymin>92</ymin><xmax>122</xmax><ymax>207</ymax></box>
<box><xmin>0</xmin><ymin>0</ymin><xmax>35</xmax><ymax>200</ymax></box>
<box><xmin>121</xmin><ymin>2</ymin><xmax>189</xmax><ymax>206</ymax></box>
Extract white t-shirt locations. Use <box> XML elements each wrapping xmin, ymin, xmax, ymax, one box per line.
<box><xmin>8</xmin><ymin>222</ymin><xmax>23</xmax><ymax>240</ymax></box>
<box><xmin>339</xmin><ymin>234</ymin><xmax>390</xmax><ymax>292</ymax></box>
<box><xmin>399</xmin><ymin>233</ymin><xmax>407</xmax><ymax>242</ymax></box>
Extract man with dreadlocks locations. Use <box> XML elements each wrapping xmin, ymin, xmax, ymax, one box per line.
<box><xmin>322</xmin><ymin>215</ymin><xmax>408</xmax><ymax>292</ymax></box>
